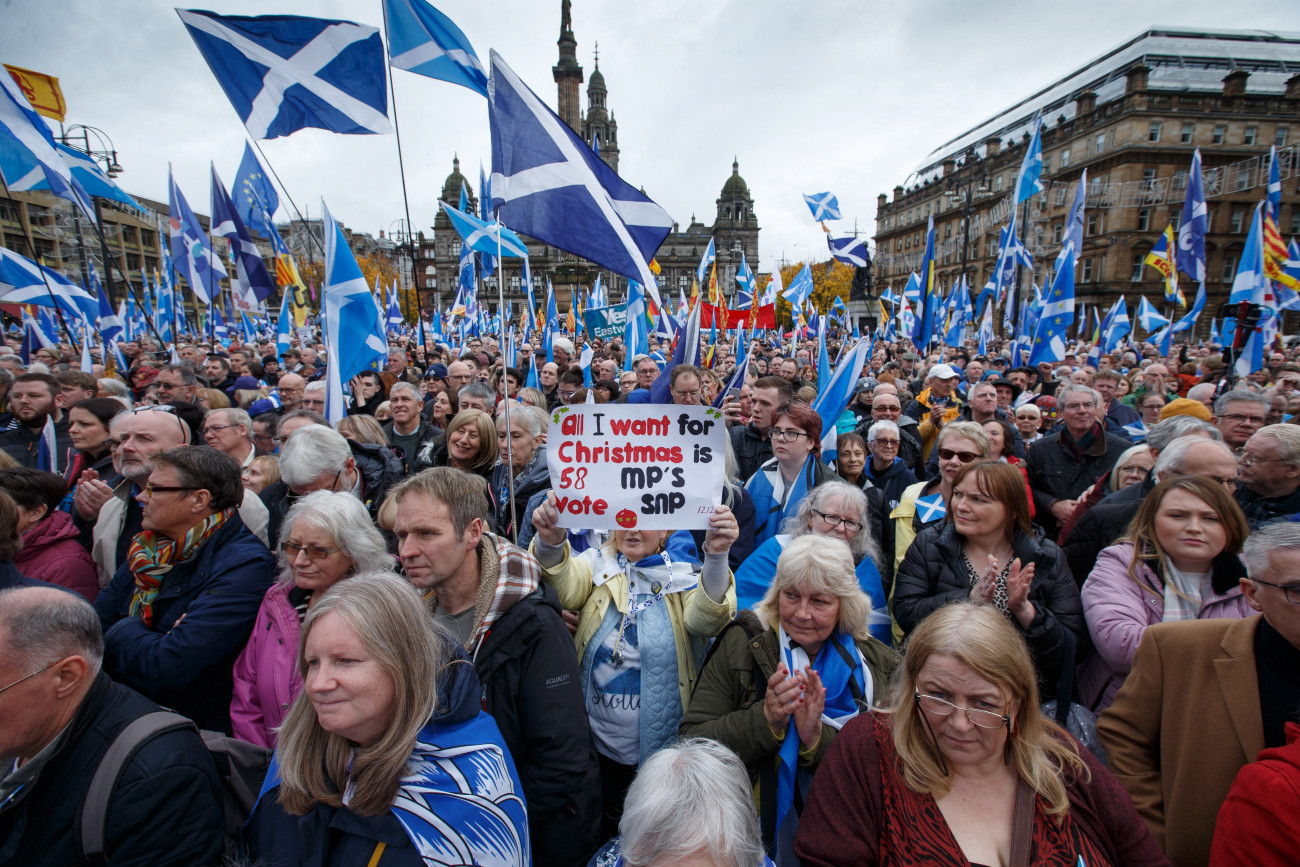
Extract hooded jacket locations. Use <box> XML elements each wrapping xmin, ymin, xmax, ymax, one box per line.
<box><xmin>14</xmin><ymin>510</ymin><xmax>98</xmax><ymax>602</ymax></box>
<box><xmin>490</xmin><ymin>447</ymin><xmax>552</xmax><ymax>541</ymax></box>
<box><xmin>230</xmin><ymin>581</ymin><xmax>304</xmax><ymax>749</ymax></box>
<box><xmin>1209</xmin><ymin>722</ymin><xmax>1300</xmax><ymax>867</ymax></box>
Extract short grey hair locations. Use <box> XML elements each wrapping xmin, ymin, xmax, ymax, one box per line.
<box><xmin>551</xmin><ymin>336</ymin><xmax>575</xmax><ymax>357</ymax></box>
<box><xmin>1254</xmin><ymin>424</ymin><xmax>1300</xmax><ymax>468</ymax></box>
<box><xmin>867</xmin><ymin>419</ymin><xmax>900</xmax><ymax>444</ymax></box>
<box><xmin>497</xmin><ymin>403</ymin><xmax>545</xmax><ymax>438</ymax></box>
<box><xmin>1056</xmin><ymin>383</ymin><xmax>1101</xmax><ymax>410</ymax></box>
<box><xmin>618</xmin><ymin>738</ymin><xmax>765</xmax><ymax>867</ymax></box>
<box><xmin>0</xmin><ymin>586</ymin><xmax>103</xmax><ymax>674</ymax></box>
<box><xmin>389</xmin><ymin>381</ymin><xmax>420</xmax><ymax>401</ymax></box>
<box><xmin>1243</xmin><ymin>522</ymin><xmax>1300</xmax><ymax>580</ymax></box>
<box><xmin>783</xmin><ymin>479</ymin><xmax>877</xmax><ymax>564</ymax></box>
<box><xmin>1214</xmin><ymin>389</ymin><xmax>1269</xmax><ymax>415</ymax></box>
<box><xmin>279</xmin><ymin>424</ymin><xmax>352</xmax><ymax>489</ymax></box>
<box><xmin>1186</xmin><ymin>383</ymin><xmax>1217</xmax><ymax>404</ymax></box>
<box><xmin>278</xmin><ymin>491</ymin><xmax>391</xmax><ymax>584</ymax></box>
<box><xmin>1154</xmin><ymin>436</ymin><xmax>1235</xmax><ymax>477</ymax></box>
<box><xmin>1146</xmin><ymin>415</ymin><xmax>1221</xmax><ymax>453</ymax></box>
<box><xmin>458</xmin><ymin>381</ymin><xmax>495</xmax><ymax>404</ymax></box>
<box><xmin>97</xmin><ymin>378</ymin><xmax>131</xmax><ymax>401</ymax></box>
<box><xmin>213</xmin><ymin>407</ymin><xmax>253</xmax><ymax>441</ymax></box>
<box><xmin>304</xmin><ymin>381</ymin><xmax>326</xmax><ymax>397</ymax></box>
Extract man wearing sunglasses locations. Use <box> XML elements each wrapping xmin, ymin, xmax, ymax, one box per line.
<box><xmin>94</xmin><ymin>447</ymin><xmax>276</xmax><ymax>733</ymax></box>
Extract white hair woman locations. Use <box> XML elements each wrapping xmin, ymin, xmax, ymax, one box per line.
<box><xmin>244</xmin><ymin>572</ymin><xmax>530</xmax><ymax>865</ymax></box>
<box><xmin>491</xmin><ymin>404</ymin><xmax>550</xmax><ymax>541</ymax></box>
<box><xmin>682</xmin><ymin>536</ymin><xmax>899</xmax><ymax>861</ymax></box>
<box><xmin>735</xmin><ymin>480</ymin><xmax>891</xmax><ymax>641</ymax></box>
<box><xmin>229</xmin><ymin>491</ymin><xmax>391</xmax><ymax>748</ymax></box>
<box><xmin>590</xmin><ymin>738</ymin><xmax>776</xmax><ymax>867</ymax></box>
<box><xmin>530</xmin><ymin>490</ymin><xmax>739</xmax><ymax>838</ymax></box>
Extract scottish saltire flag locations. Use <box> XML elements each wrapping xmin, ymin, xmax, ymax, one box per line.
<box><xmin>382</xmin><ymin>0</ymin><xmax>487</xmax><ymax>95</ymax></box>
<box><xmin>322</xmin><ymin>202</ymin><xmax>386</xmax><ymax>424</ymax></box>
<box><xmin>521</xmin><ymin>254</ymin><xmax>538</xmax><ymax>333</ymax></box>
<box><xmin>784</xmin><ymin>263</ymin><xmax>814</xmax><ymax>308</ymax></box>
<box><xmin>92</xmin><ymin>263</ymin><xmax>123</xmax><ymax>346</ymax></box>
<box><xmin>649</xmin><ymin>299</ymin><xmax>701</xmax><ymax>404</ymax></box>
<box><xmin>1229</xmin><ymin>204</ymin><xmax>1268</xmax><ymax>306</ymax></box>
<box><xmin>902</xmin><ymin>272</ymin><xmax>922</xmax><ymax>303</ymax></box>
<box><xmin>439</xmin><ymin>200</ymin><xmax>528</xmax><ymax>258</ymax></box>
<box><xmin>816</xmin><ymin>327</ymin><xmax>831</xmax><ymax>393</ymax></box>
<box><xmin>623</xmin><ymin>279</ymin><xmax>650</xmax><ymax>371</ymax></box>
<box><xmin>897</xmin><ymin>294</ymin><xmax>916</xmax><ymax>337</ymax></box>
<box><xmin>827</xmin><ymin>233</ymin><xmax>868</xmax><ymax>268</ymax></box>
<box><xmin>943</xmin><ymin>277</ymin><xmax>971</xmax><ymax>348</ymax></box>
<box><xmin>211</xmin><ymin>164</ymin><xmax>276</xmax><ymax>302</ymax></box>
<box><xmin>154</xmin><ymin>271</ymin><xmax>175</xmax><ymax>344</ymax></box>
<box><xmin>1267</xmin><ymin>145</ymin><xmax>1282</xmax><ymax>219</ymax></box>
<box><xmin>812</xmin><ymin>339</ymin><xmax>870</xmax><ymax>462</ymax></box>
<box><xmin>0</xmin><ymin>246</ymin><xmax>98</xmax><ymax>322</ymax></box>
<box><xmin>212</xmin><ymin>301</ymin><xmax>229</xmax><ymax>344</ymax></box>
<box><xmin>1002</xmin><ymin>280</ymin><xmax>1017</xmax><ymax>337</ymax></box>
<box><xmin>80</xmin><ymin>316</ymin><xmax>95</xmax><ymax>373</ymax></box>
<box><xmin>913</xmin><ymin>217</ymin><xmax>936</xmax><ymax>344</ymax></box>
<box><xmin>1171</xmin><ymin>282</ymin><xmax>1206</xmax><ymax>334</ymax></box>
<box><xmin>233</xmin><ymin>141</ymin><xmax>279</xmax><ymax>238</ymax></box>
<box><xmin>176</xmin><ymin>9</ymin><xmax>392</xmax><ymax>139</ymax></box>
<box><xmin>487</xmin><ymin>51</ymin><xmax>672</xmax><ymax>309</ymax></box>
<box><xmin>803</xmin><ymin>192</ymin><xmax>841</xmax><ymax>221</ymax></box>
<box><xmin>915</xmin><ymin>492</ymin><xmax>946</xmax><ymax>523</ymax></box>
<box><xmin>880</xmin><ymin>285</ymin><xmax>899</xmax><ymax>307</ymax></box>
<box><xmin>993</xmin><ymin>209</ymin><xmax>1033</xmax><ymax>301</ymax></box>
<box><xmin>1064</xmin><ymin>169</ymin><xmax>1086</xmax><ymax>257</ymax></box>
<box><xmin>712</xmin><ymin>324</ymin><xmax>749</xmax><ymax>407</ymax></box>
<box><xmin>697</xmin><ymin>237</ymin><xmax>715</xmax><ymax>283</ymax></box>
<box><xmin>1015</xmin><ymin>118</ymin><xmax>1044</xmax><ymax>204</ymax></box>
<box><xmin>761</xmin><ymin>268</ymin><xmax>781</xmax><ymax>306</ymax></box>
<box><xmin>19</xmin><ymin>311</ymin><xmax>54</xmax><ymax>363</ymax></box>
<box><xmin>1100</xmin><ymin>296</ymin><xmax>1131</xmax><ymax>352</ymax></box>
<box><xmin>1135</xmin><ymin>296</ymin><xmax>1170</xmax><ymax>333</ymax></box>
<box><xmin>1177</xmin><ymin>148</ymin><xmax>1207</xmax><ymax>282</ymax></box>
<box><xmin>34</xmin><ymin>415</ymin><xmax>59</xmax><ymax>474</ymax></box>
<box><xmin>1027</xmin><ymin>243</ymin><xmax>1075</xmax><ymax>367</ymax></box>
<box><xmin>977</xmin><ymin>297</ymin><xmax>994</xmax><ymax>355</ymax></box>
<box><xmin>276</xmin><ymin>290</ymin><xmax>293</xmax><ymax>356</ymax></box>
<box><xmin>0</xmin><ymin>137</ymin><xmax>141</xmax><ymax>210</ymax></box>
<box><xmin>734</xmin><ymin>252</ymin><xmax>757</xmax><ymax>306</ymax></box>
<box><xmin>1123</xmin><ymin>420</ymin><xmax>1149</xmax><ymax>442</ymax></box>
<box><xmin>386</xmin><ymin>284</ymin><xmax>405</xmax><ymax>333</ymax></box>
<box><xmin>1144</xmin><ymin>224</ymin><xmax>1183</xmax><ymax>307</ymax></box>
<box><xmin>0</xmin><ymin>71</ymin><xmax>94</xmax><ymax>220</ymax></box>
<box><xmin>169</xmin><ymin>166</ymin><xmax>224</xmax><ymax>305</ymax></box>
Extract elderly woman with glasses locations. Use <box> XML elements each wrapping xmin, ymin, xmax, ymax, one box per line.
<box><xmin>747</xmin><ymin>402</ymin><xmax>839</xmax><ymax>546</ymax></box>
<box><xmin>230</xmin><ymin>491</ymin><xmax>391</xmax><ymax>749</ymax></box>
<box><xmin>682</xmin><ymin>536</ymin><xmax>899</xmax><ymax>862</ymax></box>
<box><xmin>736</xmin><ymin>480</ymin><xmax>891</xmax><ymax>642</ymax></box>
<box><xmin>894</xmin><ymin>461</ymin><xmax>1084</xmax><ymax>698</ymax></box>
<box><xmin>794</xmin><ymin>603</ymin><xmax>1166</xmax><ymax>867</ymax></box>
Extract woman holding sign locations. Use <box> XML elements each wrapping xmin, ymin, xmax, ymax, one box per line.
<box><xmin>747</xmin><ymin>402</ymin><xmax>839</xmax><ymax>546</ymax></box>
<box><xmin>530</xmin><ymin>492</ymin><xmax>739</xmax><ymax>838</ymax></box>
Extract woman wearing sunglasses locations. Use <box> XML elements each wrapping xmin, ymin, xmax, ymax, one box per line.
<box><xmin>230</xmin><ymin>491</ymin><xmax>391</xmax><ymax>749</ymax></box>
<box><xmin>893</xmin><ymin>461</ymin><xmax>1084</xmax><ymax>699</ymax></box>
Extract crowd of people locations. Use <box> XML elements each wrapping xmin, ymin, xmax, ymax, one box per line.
<box><xmin>2</xmin><ymin>325</ymin><xmax>1300</xmax><ymax>867</ymax></box>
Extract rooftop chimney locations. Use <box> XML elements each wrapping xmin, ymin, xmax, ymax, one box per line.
<box><xmin>1288</xmin><ymin>73</ymin><xmax>1300</xmax><ymax>100</ymax></box>
<box><xmin>1076</xmin><ymin>90</ymin><xmax>1097</xmax><ymax>114</ymax></box>
<box><xmin>1125</xmin><ymin>64</ymin><xmax>1150</xmax><ymax>94</ymax></box>
<box><xmin>1222</xmin><ymin>69</ymin><xmax>1250</xmax><ymax>97</ymax></box>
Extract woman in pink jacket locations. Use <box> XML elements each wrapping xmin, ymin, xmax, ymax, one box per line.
<box><xmin>0</xmin><ymin>467</ymin><xmax>98</xmax><ymax>601</ymax></box>
<box><xmin>1079</xmin><ymin>476</ymin><xmax>1252</xmax><ymax>711</ymax></box>
<box><xmin>229</xmin><ymin>491</ymin><xmax>391</xmax><ymax>748</ymax></box>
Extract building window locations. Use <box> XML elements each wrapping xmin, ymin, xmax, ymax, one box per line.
<box><xmin>1131</xmin><ymin>254</ymin><xmax>1144</xmax><ymax>282</ymax></box>
<box><xmin>1061</xmin><ymin>149</ymin><xmax>1070</xmax><ymax>168</ymax></box>
<box><xmin>1082</xmin><ymin>258</ymin><xmax>1094</xmax><ymax>282</ymax></box>
<box><xmin>1143</xmin><ymin>167</ymin><xmax>1157</xmax><ymax>183</ymax></box>
<box><xmin>1230</xmin><ymin>209</ymin><xmax>1245</xmax><ymax>233</ymax></box>
<box><xmin>1181</xmin><ymin>122</ymin><xmax>1194</xmax><ymax>144</ymax></box>
<box><xmin>1042</xmin><ymin>155</ymin><xmax>1051</xmax><ymax>174</ymax></box>
<box><xmin>1290</xmin><ymin>211</ymin><xmax>1300</xmax><ymax>236</ymax></box>
<box><xmin>1222</xmin><ymin>255</ymin><xmax>1239</xmax><ymax>281</ymax></box>
<box><xmin>1148</xmin><ymin>121</ymin><xmax>1162</xmax><ymax>142</ymax></box>
<box><xmin>1087</xmin><ymin>213</ymin><xmax>1100</xmax><ymax>236</ymax></box>
<box><xmin>1213</xmin><ymin>124</ymin><xmax>1226</xmax><ymax>144</ymax></box>
<box><xmin>1277</xmin><ymin>127</ymin><xmax>1289</xmax><ymax>148</ymax></box>
<box><xmin>1137</xmin><ymin>208</ymin><xmax>1151</xmax><ymax>232</ymax></box>
<box><xmin>1244</xmin><ymin>125</ymin><xmax>1257</xmax><ymax>146</ymax></box>
<box><xmin>1053</xmin><ymin>222</ymin><xmax>1063</xmax><ymax>244</ymax></box>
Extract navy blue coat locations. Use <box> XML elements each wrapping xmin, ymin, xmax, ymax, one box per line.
<box><xmin>94</xmin><ymin>513</ymin><xmax>276</xmax><ymax>732</ymax></box>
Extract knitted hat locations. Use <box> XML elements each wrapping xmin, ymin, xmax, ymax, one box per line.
<box><xmin>1159</xmin><ymin>397</ymin><xmax>1212</xmax><ymax>422</ymax></box>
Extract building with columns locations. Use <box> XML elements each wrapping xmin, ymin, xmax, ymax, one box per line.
<box><xmin>873</xmin><ymin>28</ymin><xmax>1300</xmax><ymax>340</ymax></box>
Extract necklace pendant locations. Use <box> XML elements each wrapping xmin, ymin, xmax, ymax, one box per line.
<box><xmin>609</xmin><ymin>651</ymin><xmax>623</xmax><ymax>668</ymax></box>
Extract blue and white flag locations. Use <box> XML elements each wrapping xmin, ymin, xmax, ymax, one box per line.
<box><xmin>915</xmin><ymin>492</ymin><xmax>946</xmax><ymax>524</ymax></box>
<box><xmin>1135</xmin><ymin>296</ymin><xmax>1170</xmax><ymax>333</ymax></box>
<box><xmin>696</xmin><ymin>237</ymin><xmax>715</xmax><ymax>284</ymax></box>
<box><xmin>92</xmin><ymin>263</ymin><xmax>124</xmax><ymax>347</ymax></box>
<box><xmin>1171</xmin><ymin>282</ymin><xmax>1206</xmax><ymax>334</ymax></box>
<box><xmin>35</xmin><ymin>415</ymin><xmax>59</xmax><ymax>474</ymax></box>
<box><xmin>176</xmin><ymin>9</ymin><xmax>392</xmax><ymax>139</ymax></box>
<box><xmin>522</xmin><ymin>254</ymin><xmax>538</xmax><ymax>333</ymax></box>
<box><xmin>784</xmin><ymin>263</ymin><xmax>814</xmax><ymax>309</ymax></box>
<box><xmin>487</xmin><ymin>50</ymin><xmax>672</xmax><ymax>309</ymax></box>
<box><xmin>1122</xmin><ymin>419</ymin><xmax>1149</xmax><ymax>443</ymax></box>
<box><xmin>803</xmin><ymin>192</ymin><xmax>841</xmax><ymax>221</ymax></box>
<box><xmin>1177</xmin><ymin>148</ymin><xmax>1207</xmax><ymax>282</ymax></box>
<box><xmin>382</xmin><ymin>0</ymin><xmax>487</xmax><ymax>96</ymax></box>
<box><xmin>0</xmin><ymin>72</ymin><xmax>94</xmax><ymax>220</ymax></box>
<box><xmin>0</xmin><ymin>246</ymin><xmax>98</xmax><ymax>322</ymax></box>
<box><xmin>623</xmin><ymin>279</ymin><xmax>650</xmax><ymax>370</ymax></box>
<box><xmin>322</xmin><ymin>201</ymin><xmax>387</xmax><ymax>424</ymax></box>
<box><xmin>0</xmin><ymin>137</ymin><xmax>141</xmax><ymax>211</ymax></box>
<box><xmin>276</xmin><ymin>289</ymin><xmax>293</xmax><ymax>357</ymax></box>
<box><xmin>439</xmin><ymin>200</ymin><xmax>528</xmax><ymax>258</ymax></box>
<box><xmin>827</xmin><ymin>234</ymin><xmax>869</xmax><ymax>268</ymax></box>
<box><xmin>1229</xmin><ymin>204</ymin><xmax>1267</xmax><ymax>306</ymax></box>
<box><xmin>169</xmin><ymin>166</ymin><xmax>225</xmax><ymax>306</ymax></box>
<box><xmin>649</xmin><ymin>298</ymin><xmax>701</xmax><ymax>404</ymax></box>
<box><xmin>735</xmin><ymin>252</ymin><xmax>757</xmax><ymax>306</ymax></box>
<box><xmin>977</xmin><ymin>298</ymin><xmax>994</xmax><ymax>356</ymax></box>
<box><xmin>233</xmin><ymin>141</ymin><xmax>279</xmax><ymax>239</ymax></box>
<box><xmin>1266</xmin><ymin>145</ymin><xmax>1282</xmax><ymax>220</ymax></box>
<box><xmin>812</xmin><ymin>339</ymin><xmax>869</xmax><ymax>460</ymax></box>
<box><xmin>386</xmin><ymin>283</ymin><xmax>405</xmax><ymax>334</ymax></box>
<box><xmin>1064</xmin><ymin>169</ymin><xmax>1086</xmax><ymax>257</ymax></box>
<box><xmin>1027</xmin><ymin>243</ymin><xmax>1075</xmax><ymax>367</ymax></box>
<box><xmin>1100</xmin><ymin>296</ymin><xmax>1131</xmax><ymax>352</ymax></box>
<box><xmin>211</xmin><ymin>164</ymin><xmax>275</xmax><ymax>302</ymax></box>
<box><xmin>1015</xmin><ymin>118</ymin><xmax>1044</xmax><ymax>204</ymax></box>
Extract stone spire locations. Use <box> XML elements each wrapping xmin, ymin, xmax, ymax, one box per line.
<box><xmin>552</xmin><ymin>0</ymin><xmax>583</xmax><ymax>133</ymax></box>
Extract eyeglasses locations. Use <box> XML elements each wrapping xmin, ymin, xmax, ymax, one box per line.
<box><xmin>281</xmin><ymin>541</ymin><xmax>342</xmax><ymax>560</ymax></box>
<box><xmin>558</xmin><ymin>389</ymin><xmax>578</xmax><ymax>400</ymax></box>
<box><xmin>811</xmin><ymin>508</ymin><xmax>862</xmax><ymax>534</ymax></box>
<box><xmin>143</xmin><ymin>482</ymin><xmax>198</xmax><ymax>497</ymax></box>
<box><xmin>0</xmin><ymin>660</ymin><xmax>60</xmax><ymax>697</ymax></box>
<box><xmin>1239</xmin><ymin>452</ymin><xmax>1284</xmax><ymax>467</ymax></box>
<box><xmin>131</xmin><ymin>404</ymin><xmax>176</xmax><ymax>414</ymax></box>
<box><xmin>202</xmin><ymin>423</ymin><xmax>239</xmax><ymax>436</ymax></box>
<box><xmin>937</xmin><ymin>448</ymin><xmax>982</xmax><ymax>463</ymax></box>
<box><xmin>1220</xmin><ymin>413</ymin><xmax>1266</xmax><ymax>426</ymax></box>
<box><xmin>672</xmin><ymin>389</ymin><xmax>702</xmax><ymax>401</ymax></box>
<box><xmin>871</xmin><ymin>438</ymin><xmax>900</xmax><ymax>448</ymax></box>
<box><xmin>770</xmin><ymin>428</ymin><xmax>810</xmax><ymax>442</ymax></box>
<box><xmin>914</xmin><ymin>692</ymin><xmax>1010</xmax><ymax>729</ymax></box>
<box><xmin>1251</xmin><ymin>577</ymin><xmax>1300</xmax><ymax>604</ymax></box>
<box><xmin>288</xmin><ymin>469</ymin><xmax>343</xmax><ymax>502</ymax></box>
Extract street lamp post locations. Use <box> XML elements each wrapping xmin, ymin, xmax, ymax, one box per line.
<box><xmin>59</xmin><ymin>124</ymin><xmax>122</xmax><ymax>305</ymax></box>
<box><xmin>943</xmin><ymin>149</ymin><xmax>991</xmax><ymax>292</ymax></box>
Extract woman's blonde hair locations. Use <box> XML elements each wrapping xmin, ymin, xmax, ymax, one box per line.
<box><xmin>756</xmin><ymin>535</ymin><xmax>873</xmax><ymax>642</ymax></box>
<box><xmin>444</xmin><ymin>408</ymin><xmax>499</xmax><ymax>470</ymax></box>
<box><xmin>197</xmin><ymin>387</ymin><xmax>230</xmax><ymax>410</ymax></box>
<box><xmin>889</xmin><ymin>602</ymin><xmax>1087</xmax><ymax>819</ymax></box>
<box><xmin>936</xmin><ymin>421</ymin><xmax>990</xmax><ymax>456</ymax></box>
<box><xmin>275</xmin><ymin>571</ymin><xmax>449</xmax><ymax>817</ymax></box>
<box><xmin>336</xmin><ymin>413</ymin><xmax>389</xmax><ymax>446</ymax></box>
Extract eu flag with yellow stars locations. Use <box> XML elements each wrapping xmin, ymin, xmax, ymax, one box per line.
<box><xmin>234</xmin><ymin>141</ymin><xmax>279</xmax><ymax>239</ymax></box>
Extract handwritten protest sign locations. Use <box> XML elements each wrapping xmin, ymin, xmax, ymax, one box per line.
<box><xmin>547</xmin><ymin>404</ymin><xmax>726</xmax><ymax>530</ymax></box>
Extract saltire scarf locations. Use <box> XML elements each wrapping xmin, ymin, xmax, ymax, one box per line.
<box><xmin>126</xmin><ymin>507</ymin><xmax>235</xmax><ymax>627</ymax></box>
<box><xmin>775</xmin><ymin>624</ymin><xmax>870</xmax><ymax>834</ymax></box>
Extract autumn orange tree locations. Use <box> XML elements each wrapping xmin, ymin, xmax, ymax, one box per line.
<box><xmin>775</xmin><ymin>259</ymin><xmax>854</xmax><ymax>326</ymax></box>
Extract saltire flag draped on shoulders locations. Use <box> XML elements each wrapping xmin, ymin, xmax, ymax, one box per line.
<box><xmin>1177</xmin><ymin>148</ymin><xmax>1207</xmax><ymax>282</ymax></box>
<box><xmin>211</xmin><ymin>164</ymin><xmax>276</xmax><ymax>302</ymax></box>
<box><xmin>382</xmin><ymin>0</ymin><xmax>487</xmax><ymax>96</ymax></box>
<box><xmin>169</xmin><ymin>165</ymin><xmax>225</xmax><ymax>306</ymax></box>
<box><xmin>322</xmin><ymin>201</ymin><xmax>387</xmax><ymax>424</ymax></box>
<box><xmin>0</xmin><ymin>70</ymin><xmax>93</xmax><ymax>220</ymax></box>
<box><xmin>803</xmin><ymin>192</ymin><xmax>841</xmax><ymax>221</ymax></box>
<box><xmin>176</xmin><ymin>9</ymin><xmax>392</xmax><ymax>139</ymax></box>
<box><xmin>487</xmin><ymin>50</ymin><xmax>672</xmax><ymax>311</ymax></box>
<box><xmin>233</xmin><ymin>141</ymin><xmax>279</xmax><ymax>239</ymax></box>
<box><xmin>1015</xmin><ymin>117</ymin><xmax>1044</xmax><ymax>204</ymax></box>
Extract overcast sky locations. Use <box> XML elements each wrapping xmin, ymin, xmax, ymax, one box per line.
<box><xmin>3</xmin><ymin>0</ymin><xmax>1298</xmax><ymax>276</ymax></box>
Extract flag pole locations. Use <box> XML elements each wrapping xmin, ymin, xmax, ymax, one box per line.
<box><xmin>496</xmin><ymin>218</ymin><xmax>520</xmax><ymax>542</ymax></box>
<box><xmin>379</xmin><ymin>0</ymin><xmax>423</xmax><ymax>331</ymax></box>
<box><xmin>0</xmin><ymin>177</ymin><xmax>81</xmax><ymax>353</ymax></box>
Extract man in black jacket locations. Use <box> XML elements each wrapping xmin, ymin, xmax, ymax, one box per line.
<box><xmin>0</xmin><ymin>373</ymin><xmax>73</xmax><ymax>469</ymax></box>
<box><xmin>1236</xmin><ymin>424</ymin><xmax>1300</xmax><ymax>528</ymax></box>
<box><xmin>383</xmin><ymin>468</ymin><xmax>602</xmax><ymax>867</ymax></box>
<box><xmin>730</xmin><ymin>376</ymin><xmax>792</xmax><ymax>483</ymax></box>
<box><xmin>0</xmin><ymin>586</ymin><xmax>224</xmax><ymax>866</ymax></box>
<box><xmin>1025</xmin><ymin>384</ymin><xmax>1131</xmax><ymax>541</ymax></box>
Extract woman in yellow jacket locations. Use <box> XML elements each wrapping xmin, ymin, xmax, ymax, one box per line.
<box><xmin>530</xmin><ymin>492</ymin><xmax>738</xmax><ymax>837</ymax></box>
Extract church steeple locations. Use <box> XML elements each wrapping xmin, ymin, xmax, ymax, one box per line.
<box><xmin>552</xmin><ymin>0</ymin><xmax>583</xmax><ymax>133</ymax></box>
<box><xmin>583</xmin><ymin>40</ymin><xmax>618</xmax><ymax>172</ymax></box>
